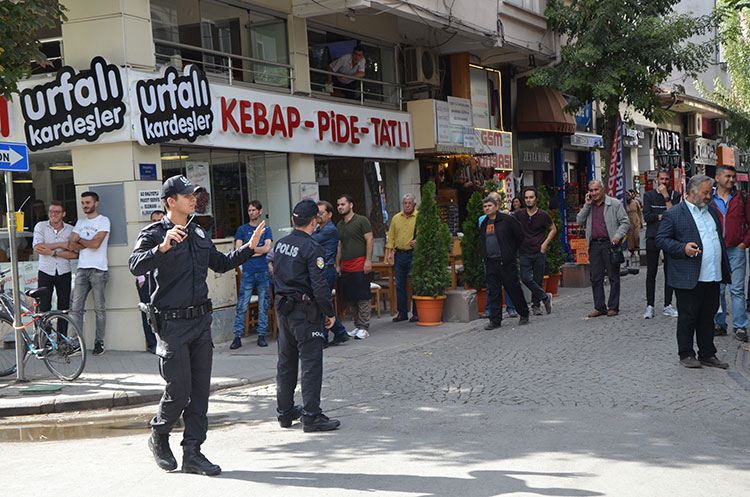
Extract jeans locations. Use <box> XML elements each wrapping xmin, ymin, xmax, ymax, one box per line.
<box><xmin>645</xmin><ymin>238</ymin><xmax>673</xmax><ymax>307</ymax></box>
<box><xmin>321</xmin><ymin>266</ymin><xmax>347</xmax><ymax>339</ymax></box>
<box><xmin>70</xmin><ymin>268</ymin><xmax>109</xmax><ymax>345</ymax></box>
<box><xmin>519</xmin><ymin>252</ymin><xmax>548</xmax><ymax>307</ymax></box>
<box><xmin>715</xmin><ymin>246</ymin><xmax>748</xmax><ymax>330</ymax></box>
<box><xmin>394</xmin><ymin>251</ymin><xmax>418</xmax><ymax>317</ymax></box>
<box><xmin>234</xmin><ymin>270</ymin><xmax>270</xmax><ymax>337</ymax></box>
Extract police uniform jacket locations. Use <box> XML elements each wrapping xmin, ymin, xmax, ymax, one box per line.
<box><xmin>129</xmin><ymin>216</ymin><xmax>255</xmax><ymax>310</ymax></box>
<box><xmin>273</xmin><ymin>230</ymin><xmax>334</xmax><ymax>318</ymax></box>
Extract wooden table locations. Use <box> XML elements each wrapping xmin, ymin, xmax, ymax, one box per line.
<box><xmin>371</xmin><ymin>261</ymin><xmax>396</xmax><ymax>315</ymax></box>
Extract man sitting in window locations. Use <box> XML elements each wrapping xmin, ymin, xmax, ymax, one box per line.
<box><xmin>328</xmin><ymin>45</ymin><xmax>365</xmax><ymax>100</ymax></box>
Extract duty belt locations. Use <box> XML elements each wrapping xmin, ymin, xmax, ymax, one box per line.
<box><xmin>159</xmin><ymin>300</ymin><xmax>213</xmax><ymax>321</ymax></box>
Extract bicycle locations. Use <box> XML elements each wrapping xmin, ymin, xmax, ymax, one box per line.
<box><xmin>0</xmin><ymin>270</ymin><xmax>86</xmax><ymax>381</ymax></box>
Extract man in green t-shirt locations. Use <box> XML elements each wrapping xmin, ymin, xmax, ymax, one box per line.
<box><xmin>335</xmin><ymin>194</ymin><xmax>373</xmax><ymax>339</ymax></box>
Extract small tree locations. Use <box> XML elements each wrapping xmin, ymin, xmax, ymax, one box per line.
<box><xmin>538</xmin><ymin>185</ymin><xmax>564</xmax><ymax>275</ymax></box>
<box><xmin>460</xmin><ymin>192</ymin><xmax>485</xmax><ymax>289</ymax></box>
<box><xmin>410</xmin><ymin>181</ymin><xmax>451</xmax><ymax>298</ymax></box>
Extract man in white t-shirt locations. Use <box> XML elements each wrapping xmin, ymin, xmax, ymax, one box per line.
<box><xmin>327</xmin><ymin>45</ymin><xmax>365</xmax><ymax>100</ymax></box>
<box><xmin>69</xmin><ymin>191</ymin><xmax>111</xmax><ymax>356</ymax></box>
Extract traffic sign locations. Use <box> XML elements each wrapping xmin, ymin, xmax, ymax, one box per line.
<box><xmin>0</xmin><ymin>142</ymin><xmax>29</xmax><ymax>172</ymax></box>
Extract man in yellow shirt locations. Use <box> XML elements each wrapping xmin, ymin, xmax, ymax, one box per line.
<box><xmin>386</xmin><ymin>194</ymin><xmax>419</xmax><ymax>322</ymax></box>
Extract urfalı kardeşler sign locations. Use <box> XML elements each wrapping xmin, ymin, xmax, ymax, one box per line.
<box><xmin>20</xmin><ymin>56</ymin><xmax>126</xmax><ymax>151</ymax></box>
<box><xmin>135</xmin><ymin>65</ymin><xmax>213</xmax><ymax>145</ymax></box>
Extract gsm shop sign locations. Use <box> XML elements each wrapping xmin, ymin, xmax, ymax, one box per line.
<box><xmin>207</xmin><ymin>86</ymin><xmax>414</xmax><ymax>160</ymax></box>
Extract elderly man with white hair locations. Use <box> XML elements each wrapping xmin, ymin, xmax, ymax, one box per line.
<box><xmin>386</xmin><ymin>194</ymin><xmax>419</xmax><ymax>322</ymax></box>
<box><xmin>576</xmin><ymin>180</ymin><xmax>630</xmax><ymax>318</ymax></box>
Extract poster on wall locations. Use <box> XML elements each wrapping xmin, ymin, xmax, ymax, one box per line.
<box><xmin>470</xmin><ymin>67</ymin><xmax>490</xmax><ymax>129</ymax></box>
<box><xmin>139</xmin><ymin>190</ymin><xmax>162</xmax><ymax>216</ymax></box>
<box><xmin>299</xmin><ymin>182</ymin><xmax>320</xmax><ymax>202</ymax></box>
<box><xmin>186</xmin><ymin>161</ymin><xmax>212</xmax><ymax>216</ymax></box>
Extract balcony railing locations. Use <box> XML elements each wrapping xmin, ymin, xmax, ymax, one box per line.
<box><xmin>310</xmin><ymin>67</ymin><xmax>402</xmax><ymax>108</ymax></box>
<box><xmin>31</xmin><ymin>37</ymin><xmax>64</xmax><ymax>75</ymax></box>
<box><xmin>154</xmin><ymin>39</ymin><xmax>294</xmax><ymax>93</ymax></box>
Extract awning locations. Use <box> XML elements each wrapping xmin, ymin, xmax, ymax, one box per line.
<box><xmin>516</xmin><ymin>85</ymin><xmax>576</xmax><ymax>135</ymax></box>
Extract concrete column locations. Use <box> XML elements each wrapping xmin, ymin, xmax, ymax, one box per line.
<box><xmin>71</xmin><ymin>142</ymin><xmax>162</xmax><ymax>351</ymax></box>
<box><xmin>289</xmin><ymin>153</ymin><xmax>316</xmax><ymax>205</ymax></box>
<box><xmin>399</xmin><ymin>159</ymin><xmax>421</xmax><ymax>203</ymax></box>
<box><xmin>61</xmin><ymin>0</ymin><xmax>155</xmax><ymax>70</ymax></box>
<box><xmin>288</xmin><ymin>15</ymin><xmax>311</xmax><ymax>95</ymax></box>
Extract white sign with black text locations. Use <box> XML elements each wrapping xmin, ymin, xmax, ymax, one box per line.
<box><xmin>139</xmin><ymin>190</ymin><xmax>162</xmax><ymax>216</ymax></box>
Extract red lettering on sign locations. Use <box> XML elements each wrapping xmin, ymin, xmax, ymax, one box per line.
<box><xmin>270</xmin><ymin>105</ymin><xmax>287</xmax><ymax>137</ymax></box>
<box><xmin>254</xmin><ymin>102</ymin><xmax>268</xmax><ymax>136</ymax></box>
<box><xmin>380</xmin><ymin>120</ymin><xmax>392</xmax><ymax>147</ymax></box>
<box><xmin>239</xmin><ymin>100</ymin><xmax>252</xmax><ymax>134</ymax></box>
<box><xmin>350</xmin><ymin>116</ymin><xmax>360</xmax><ymax>144</ymax></box>
<box><xmin>335</xmin><ymin>114</ymin><xmax>350</xmax><ymax>143</ymax></box>
<box><xmin>318</xmin><ymin>111</ymin><xmax>330</xmax><ymax>141</ymax></box>
<box><xmin>221</xmin><ymin>97</ymin><xmax>238</xmax><ymax>132</ymax></box>
<box><xmin>370</xmin><ymin>118</ymin><xmax>381</xmax><ymax>146</ymax></box>
<box><xmin>287</xmin><ymin>107</ymin><xmax>301</xmax><ymax>138</ymax></box>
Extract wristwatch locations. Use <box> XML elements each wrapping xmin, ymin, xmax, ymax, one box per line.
<box><xmin>52</xmin><ymin>251</ymin><xmax>57</xmax><ymax>258</ymax></box>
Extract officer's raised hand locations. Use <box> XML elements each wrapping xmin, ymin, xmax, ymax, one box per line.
<box><xmin>159</xmin><ymin>225</ymin><xmax>188</xmax><ymax>253</ymax></box>
<box><xmin>244</xmin><ymin>220</ymin><xmax>266</xmax><ymax>250</ymax></box>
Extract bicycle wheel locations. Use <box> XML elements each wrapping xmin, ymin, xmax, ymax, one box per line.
<box><xmin>39</xmin><ymin>313</ymin><xmax>86</xmax><ymax>381</ymax></box>
<box><xmin>0</xmin><ymin>314</ymin><xmax>17</xmax><ymax>377</ymax></box>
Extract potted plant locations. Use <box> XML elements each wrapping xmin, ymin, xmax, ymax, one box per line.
<box><xmin>461</xmin><ymin>192</ymin><xmax>486</xmax><ymax>313</ymax></box>
<box><xmin>410</xmin><ymin>181</ymin><xmax>452</xmax><ymax>325</ymax></box>
<box><xmin>539</xmin><ymin>185</ymin><xmax>563</xmax><ymax>295</ymax></box>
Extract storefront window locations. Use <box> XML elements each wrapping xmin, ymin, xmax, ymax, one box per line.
<box><xmin>0</xmin><ymin>150</ymin><xmax>76</xmax><ymax>262</ymax></box>
<box><xmin>151</xmin><ymin>0</ymin><xmax>290</xmax><ymax>87</ymax></box>
<box><xmin>160</xmin><ymin>146</ymin><xmax>290</xmax><ymax>240</ymax></box>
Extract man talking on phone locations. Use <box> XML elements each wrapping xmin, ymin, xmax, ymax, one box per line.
<box><xmin>576</xmin><ymin>180</ymin><xmax>630</xmax><ymax>318</ymax></box>
<box><xmin>656</xmin><ymin>174</ymin><xmax>731</xmax><ymax>369</ymax></box>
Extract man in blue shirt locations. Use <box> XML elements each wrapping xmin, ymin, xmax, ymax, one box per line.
<box><xmin>312</xmin><ymin>200</ymin><xmax>349</xmax><ymax>346</ymax></box>
<box><xmin>231</xmin><ymin>200</ymin><xmax>273</xmax><ymax>348</ymax></box>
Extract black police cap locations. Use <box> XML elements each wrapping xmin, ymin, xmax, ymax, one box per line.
<box><xmin>161</xmin><ymin>175</ymin><xmax>204</xmax><ymax>199</ymax></box>
<box><xmin>292</xmin><ymin>199</ymin><xmax>320</xmax><ymax>219</ymax></box>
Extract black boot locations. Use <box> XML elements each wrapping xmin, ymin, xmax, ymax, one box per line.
<box><xmin>148</xmin><ymin>430</ymin><xmax>177</xmax><ymax>471</ymax></box>
<box><xmin>181</xmin><ymin>444</ymin><xmax>221</xmax><ymax>476</ymax></box>
<box><xmin>278</xmin><ymin>405</ymin><xmax>303</xmax><ymax>428</ymax></box>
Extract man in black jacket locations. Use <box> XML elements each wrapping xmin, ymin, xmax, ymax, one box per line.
<box><xmin>642</xmin><ymin>170</ymin><xmax>681</xmax><ymax>319</ymax></box>
<box><xmin>479</xmin><ymin>195</ymin><xmax>529</xmax><ymax>330</ymax></box>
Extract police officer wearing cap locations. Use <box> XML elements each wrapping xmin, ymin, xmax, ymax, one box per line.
<box><xmin>129</xmin><ymin>175</ymin><xmax>266</xmax><ymax>475</ymax></box>
<box><xmin>274</xmin><ymin>199</ymin><xmax>341</xmax><ymax>432</ymax></box>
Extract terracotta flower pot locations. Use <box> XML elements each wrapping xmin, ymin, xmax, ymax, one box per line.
<box><xmin>413</xmin><ymin>295</ymin><xmax>447</xmax><ymax>326</ymax></box>
<box><xmin>475</xmin><ymin>288</ymin><xmax>487</xmax><ymax>314</ymax></box>
<box><xmin>547</xmin><ymin>272</ymin><xmax>561</xmax><ymax>296</ymax></box>
<box><xmin>543</xmin><ymin>275</ymin><xmax>550</xmax><ymax>292</ymax></box>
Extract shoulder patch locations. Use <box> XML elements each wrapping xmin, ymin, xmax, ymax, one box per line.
<box><xmin>316</xmin><ymin>257</ymin><xmax>325</xmax><ymax>269</ymax></box>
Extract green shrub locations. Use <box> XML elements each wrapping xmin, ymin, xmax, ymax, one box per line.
<box><xmin>410</xmin><ymin>181</ymin><xmax>452</xmax><ymax>297</ymax></box>
<box><xmin>460</xmin><ymin>192</ymin><xmax>485</xmax><ymax>289</ymax></box>
<box><xmin>538</xmin><ymin>185</ymin><xmax>564</xmax><ymax>275</ymax></box>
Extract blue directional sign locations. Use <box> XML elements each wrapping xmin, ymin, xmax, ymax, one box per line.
<box><xmin>0</xmin><ymin>142</ymin><xmax>29</xmax><ymax>172</ymax></box>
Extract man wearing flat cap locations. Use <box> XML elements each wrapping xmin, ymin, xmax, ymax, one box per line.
<box><xmin>273</xmin><ymin>199</ymin><xmax>341</xmax><ymax>433</ymax></box>
<box><xmin>129</xmin><ymin>175</ymin><xmax>267</xmax><ymax>476</ymax></box>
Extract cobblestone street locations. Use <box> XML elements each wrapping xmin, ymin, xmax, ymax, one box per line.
<box><xmin>2</xmin><ymin>271</ymin><xmax>749</xmax><ymax>496</ymax></box>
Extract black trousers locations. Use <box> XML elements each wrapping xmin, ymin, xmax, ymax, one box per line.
<box><xmin>485</xmin><ymin>257</ymin><xmax>528</xmax><ymax>325</ymax></box>
<box><xmin>589</xmin><ymin>239</ymin><xmax>621</xmax><ymax>312</ymax></box>
<box><xmin>674</xmin><ymin>282</ymin><xmax>719</xmax><ymax>360</ymax></box>
<box><xmin>276</xmin><ymin>307</ymin><xmax>324</xmax><ymax>421</ymax></box>
<box><xmin>37</xmin><ymin>270</ymin><xmax>71</xmax><ymax>313</ymax></box>
<box><xmin>136</xmin><ymin>280</ymin><xmax>157</xmax><ymax>349</ymax></box>
<box><xmin>645</xmin><ymin>238</ymin><xmax>673</xmax><ymax>307</ymax></box>
<box><xmin>151</xmin><ymin>314</ymin><xmax>213</xmax><ymax>446</ymax></box>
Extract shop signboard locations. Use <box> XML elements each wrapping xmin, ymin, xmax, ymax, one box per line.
<box><xmin>19</xmin><ymin>57</ymin><xmax>127</xmax><ymax>151</ymax></box>
<box><xmin>622</xmin><ymin>124</ymin><xmax>644</xmax><ymax>148</ymax></box>
<box><xmin>517</xmin><ymin>136</ymin><xmax>554</xmax><ymax>171</ymax></box>
<box><xmin>447</xmin><ymin>96</ymin><xmax>472</xmax><ymax>126</ymax></box>
<box><xmin>435</xmin><ymin>101</ymin><xmax>451</xmax><ymax>144</ymax></box>
<box><xmin>691</xmin><ymin>137</ymin><xmax>718</xmax><ymax>166</ymax></box>
<box><xmin>655</xmin><ymin>129</ymin><xmax>680</xmax><ymax>153</ymax></box>
<box><xmin>470</xmin><ymin>67</ymin><xmax>490</xmax><ymax>129</ymax></box>
<box><xmin>569</xmin><ymin>133</ymin><xmax>603</xmax><ymax>148</ymax></box>
<box><xmin>574</xmin><ymin>103</ymin><xmax>592</xmax><ymax>127</ymax></box>
<box><xmin>475</xmin><ymin>128</ymin><xmax>512</xmax><ymax>171</ymax></box>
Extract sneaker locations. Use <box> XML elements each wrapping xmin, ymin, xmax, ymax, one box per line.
<box><xmin>643</xmin><ymin>305</ymin><xmax>654</xmax><ymax>319</ymax></box>
<box><xmin>278</xmin><ymin>405</ymin><xmax>303</xmax><ymax>428</ymax></box>
<box><xmin>229</xmin><ymin>337</ymin><xmax>242</xmax><ymax>349</ymax></box>
<box><xmin>518</xmin><ymin>315</ymin><xmax>529</xmax><ymax>325</ymax></box>
<box><xmin>355</xmin><ymin>329</ymin><xmax>369</xmax><ymax>339</ymax></box>
<box><xmin>715</xmin><ymin>324</ymin><xmax>728</xmax><ymax>336</ymax></box>
<box><xmin>92</xmin><ymin>342</ymin><xmax>105</xmax><ymax>356</ymax></box>
<box><xmin>734</xmin><ymin>328</ymin><xmax>749</xmax><ymax>342</ymax></box>
<box><xmin>663</xmin><ymin>304</ymin><xmax>678</xmax><ymax>317</ymax></box>
<box><xmin>507</xmin><ymin>310</ymin><xmax>518</xmax><ymax>318</ymax></box>
<box><xmin>257</xmin><ymin>335</ymin><xmax>268</xmax><ymax>347</ymax></box>
<box><xmin>479</xmin><ymin>310</ymin><xmax>491</xmax><ymax>319</ymax></box>
<box><xmin>330</xmin><ymin>334</ymin><xmax>349</xmax><ymax>346</ymax></box>
<box><xmin>532</xmin><ymin>306</ymin><xmax>543</xmax><ymax>316</ymax></box>
<box><xmin>302</xmin><ymin>413</ymin><xmax>341</xmax><ymax>432</ymax></box>
<box><xmin>543</xmin><ymin>293</ymin><xmax>553</xmax><ymax>314</ymax></box>
<box><xmin>346</xmin><ymin>329</ymin><xmax>358</xmax><ymax>337</ymax></box>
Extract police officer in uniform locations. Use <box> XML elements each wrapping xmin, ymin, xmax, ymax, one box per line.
<box><xmin>274</xmin><ymin>199</ymin><xmax>341</xmax><ymax>432</ymax></box>
<box><xmin>129</xmin><ymin>175</ymin><xmax>266</xmax><ymax>475</ymax></box>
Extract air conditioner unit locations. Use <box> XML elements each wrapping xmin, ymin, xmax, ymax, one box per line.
<box><xmin>686</xmin><ymin>113</ymin><xmax>702</xmax><ymax>138</ymax></box>
<box><xmin>714</xmin><ymin>119</ymin><xmax>729</xmax><ymax>138</ymax></box>
<box><xmin>404</xmin><ymin>47</ymin><xmax>440</xmax><ymax>86</ymax></box>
